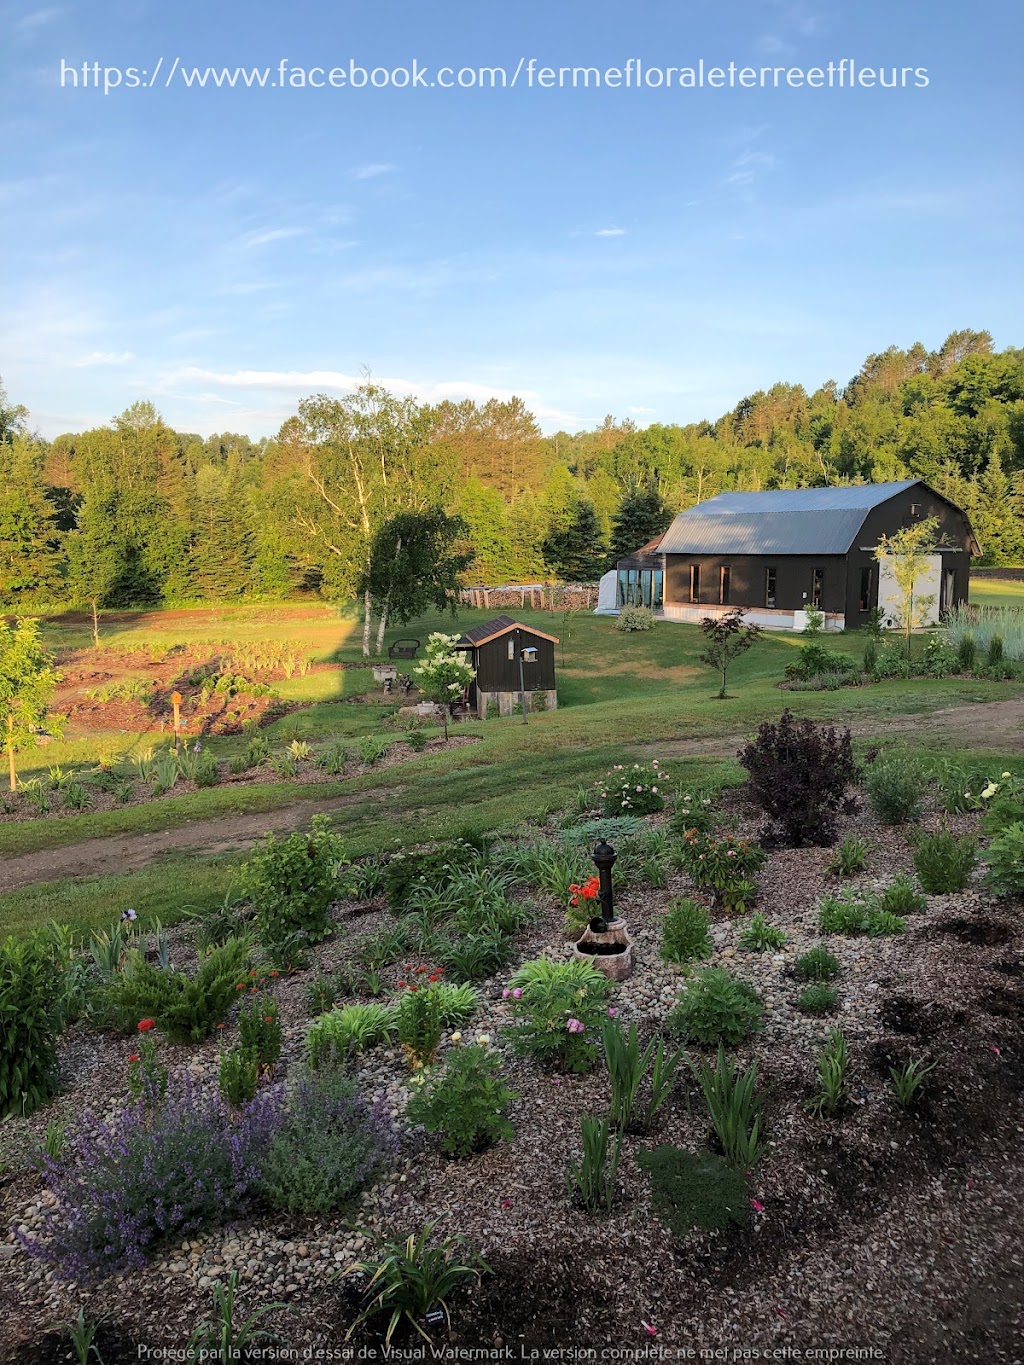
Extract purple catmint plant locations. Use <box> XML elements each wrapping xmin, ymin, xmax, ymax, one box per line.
<box><xmin>21</xmin><ymin>1073</ymin><xmax>281</xmax><ymax>1282</ymax></box>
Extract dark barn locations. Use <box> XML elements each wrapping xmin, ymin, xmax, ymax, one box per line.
<box><xmin>456</xmin><ymin>616</ymin><xmax>559</xmax><ymax>718</ymax></box>
<box><xmin>614</xmin><ymin>480</ymin><xmax>977</xmax><ymax>630</ymax></box>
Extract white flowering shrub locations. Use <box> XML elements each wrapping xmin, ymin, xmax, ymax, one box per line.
<box><xmin>595</xmin><ymin>761</ymin><xmax>666</xmax><ymax>816</ymax></box>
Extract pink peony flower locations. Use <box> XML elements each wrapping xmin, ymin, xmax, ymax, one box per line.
<box><xmin>608</xmin><ymin>1007</ymin><xmax>618</xmax><ymax>1018</ymax></box>
<box><xmin>750</xmin><ymin>1197</ymin><xmax>765</xmax><ymax>1212</ymax></box>
<box><xmin>512</xmin><ymin>987</ymin><xmax>522</xmax><ymax>999</ymax></box>
<box><xmin>502</xmin><ymin>989</ymin><xmax>511</xmax><ymax>999</ymax></box>
<box><xmin>566</xmin><ymin>1018</ymin><xmax>584</xmax><ymax>1034</ymax></box>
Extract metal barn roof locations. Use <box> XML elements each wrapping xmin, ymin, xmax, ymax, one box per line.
<box><xmin>658</xmin><ymin>481</ymin><xmax>921</xmax><ymax>556</ymax></box>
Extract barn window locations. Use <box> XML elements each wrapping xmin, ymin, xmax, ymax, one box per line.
<box><xmin>720</xmin><ymin>566</ymin><xmax>731</xmax><ymax>605</ymax></box>
<box><xmin>910</xmin><ymin>502</ymin><xmax>922</xmax><ymax>518</ymax></box>
<box><xmin>858</xmin><ymin>566</ymin><xmax>874</xmax><ymax>612</ymax></box>
<box><xmin>522</xmin><ymin>646</ymin><xmax>538</xmax><ymax>663</ymax></box>
<box><xmin>507</xmin><ymin>638</ymin><xmax>515</xmax><ymax>661</ymax></box>
<box><xmin>688</xmin><ymin>565</ymin><xmax>700</xmax><ymax>603</ymax></box>
<box><xmin>652</xmin><ymin>569</ymin><xmax>664</xmax><ymax>608</ymax></box>
<box><xmin>765</xmin><ymin>567</ymin><xmax>777</xmax><ymax>609</ymax></box>
<box><xmin>811</xmin><ymin>567</ymin><xmax>824</xmax><ymax>608</ymax></box>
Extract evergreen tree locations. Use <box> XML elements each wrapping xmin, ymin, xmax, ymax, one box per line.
<box><xmin>609</xmin><ymin>488</ymin><xmax>674</xmax><ymax>562</ymax></box>
<box><xmin>542</xmin><ymin>498</ymin><xmax>607</xmax><ymax>582</ymax></box>
<box><xmin>0</xmin><ymin>437</ymin><xmax>63</xmax><ymax>605</ymax></box>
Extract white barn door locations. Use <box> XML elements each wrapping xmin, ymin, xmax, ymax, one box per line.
<box><xmin>877</xmin><ymin>554</ymin><xmax>943</xmax><ymax>628</ymax></box>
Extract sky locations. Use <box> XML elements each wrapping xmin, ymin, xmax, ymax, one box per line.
<box><xmin>1</xmin><ymin>0</ymin><xmax>1023</xmax><ymax>440</ymax></box>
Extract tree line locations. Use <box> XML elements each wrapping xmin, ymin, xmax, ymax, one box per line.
<box><xmin>2</xmin><ymin>327</ymin><xmax>1023</xmax><ymax>641</ymax></box>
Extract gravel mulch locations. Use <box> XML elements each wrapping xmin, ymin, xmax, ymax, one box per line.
<box><xmin>2</xmin><ymin>795</ymin><xmax>1022</xmax><ymax>1363</ymax></box>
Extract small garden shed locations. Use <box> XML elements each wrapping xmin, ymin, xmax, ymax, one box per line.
<box><xmin>456</xmin><ymin>616</ymin><xmax>559</xmax><ymax>718</ymax></box>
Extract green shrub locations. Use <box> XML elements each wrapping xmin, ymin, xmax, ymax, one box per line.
<box><xmin>437</xmin><ymin>931</ymin><xmax>513</xmax><ymax>983</ymax></box>
<box><xmin>340</xmin><ymin>1223</ymin><xmax>489</xmax><ymax>1348</ymax></box>
<box><xmin>315</xmin><ymin>740</ymin><xmax>349</xmax><ymax>774</ymax></box>
<box><xmin>819</xmin><ymin>889</ymin><xmax>906</xmax><ymax>936</ymax></box>
<box><xmin>405</xmin><ymin>729</ymin><xmax>429</xmax><ymax>752</ymax></box>
<box><xmin>879</xmin><ymin>873</ymin><xmax>927</xmax><ymax>916</ymax></box>
<box><xmin>565</xmin><ymin>1114</ymin><xmax>623</xmax><ymax>1214</ymax></box>
<box><xmin>395</xmin><ymin>982</ymin><xmax>477</xmax><ymax>1066</ymax></box>
<box><xmin>505</xmin><ymin>957</ymin><xmax>611</xmax><ymax>1072</ymax></box>
<box><xmin>358</xmin><ymin>735</ymin><xmax>392</xmax><ymax>766</ymax></box>
<box><xmin>797</xmin><ymin>984</ymin><xmax>838</xmax><ymax>1015</ymax></box>
<box><xmin>889</xmin><ymin>1056</ymin><xmax>937</xmax><ymax>1108</ymax></box>
<box><xmin>956</xmin><ymin>633</ymin><xmax>977</xmax><ymax>672</ymax></box>
<box><xmin>595</xmin><ymin>761</ymin><xmax>666</xmax><ymax>817</ymax></box>
<box><xmin>668</xmin><ymin>967</ymin><xmax>764</xmax><ymax>1047</ymax></box>
<box><xmin>636</xmin><ymin>1147</ymin><xmax>749</xmax><ymax>1236</ymax></box>
<box><xmin>793</xmin><ymin>946</ymin><xmax>840</xmax><ymax>981</ymax></box>
<box><xmin>257</xmin><ymin>1070</ymin><xmax>391</xmax><ymax>1214</ymax></box>
<box><xmin>829</xmin><ymin>833</ymin><xmax>869</xmax><ymax>877</ymax></box>
<box><xmin>102</xmin><ymin>937</ymin><xmax>251</xmax><ymax>1043</ymax></box>
<box><xmin>660</xmin><ymin>897</ymin><xmax>712</xmax><ymax>964</ymax></box>
<box><xmin>807</xmin><ymin>1028</ymin><xmax>849</xmax><ymax>1115</ymax></box>
<box><xmin>239</xmin><ymin>815</ymin><xmax>346</xmax><ymax>958</ymax></box>
<box><xmin>218</xmin><ymin>1045</ymin><xmax>259</xmax><ymax>1108</ymax></box>
<box><xmin>667</xmin><ymin>786</ymin><xmax>717</xmax><ymax>836</ymax></box>
<box><xmin>195</xmin><ymin>754</ymin><xmax>220</xmax><ymax>788</ymax></box>
<box><xmin>306</xmin><ymin>1004</ymin><xmax>396</xmax><ymax>1067</ymax></box>
<box><xmin>382</xmin><ymin>841</ymin><xmax>481</xmax><ymax>913</ymax></box>
<box><xmin>983</xmin><ymin>821</ymin><xmax>1024</xmax><ymax>896</ymax></box>
<box><xmin>355</xmin><ymin>923</ymin><xmax>412</xmax><ymax>972</ymax></box>
<box><xmin>406</xmin><ymin>1042</ymin><xmax>516</xmax><ymax>1156</ymax></box>
<box><xmin>228</xmin><ymin>754</ymin><xmax>251</xmax><ymax>775</ymax></box>
<box><xmin>864</xmin><ymin>757</ymin><xmax>923</xmax><ymax>824</ymax></box>
<box><xmin>615</xmin><ymin>605</ymin><xmax>655</xmax><ymax>632</ymax></box>
<box><xmin>737</xmin><ymin>912</ymin><xmax>787</xmax><ymax>952</ymax></box>
<box><xmin>238</xmin><ymin>994</ymin><xmax>282</xmax><ymax>1068</ymax></box>
<box><xmin>0</xmin><ymin>929</ymin><xmax>79</xmax><ymax>1118</ymax></box>
<box><xmin>602</xmin><ymin>1021</ymin><xmax>683</xmax><ymax>1134</ymax></box>
<box><xmin>687</xmin><ymin>1044</ymin><xmax>763</xmax><ymax>1168</ymax></box>
<box><xmin>912</xmin><ymin>830</ymin><xmax>977</xmax><ymax>893</ymax></box>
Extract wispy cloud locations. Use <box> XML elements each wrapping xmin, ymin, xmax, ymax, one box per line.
<box><xmin>351</xmin><ymin>163</ymin><xmax>396</xmax><ymax>180</ymax></box>
<box><xmin>71</xmin><ymin>350</ymin><xmax>135</xmax><ymax>367</ymax></box>
<box><xmin>14</xmin><ymin>6</ymin><xmax>65</xmax><ymax>34</ymax></box>
<box><xmin>595</xmin><ymin>227</ymin><xmax>626</xmax><ymax>238</ymax></box>
<box><xmin>725</xmin><ymin>150</ymin><xmax>777</xmax><ymax>188</ymax></box>
<box><xmin>238</xmin><ymin>227</ymin><xmax>307</xmax><ymax>249</ymax></box>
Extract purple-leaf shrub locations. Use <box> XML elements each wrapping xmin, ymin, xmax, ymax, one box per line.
<box><xmin>738</xmin><ymin>709</ymin><xmax>859</xmax><ymax>848</ymax></box>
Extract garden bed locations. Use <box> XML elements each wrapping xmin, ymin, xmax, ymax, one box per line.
<box><xmin>1</xmin><ymin>783</ymin><xmax>1022</xmax><ymax>1359</ymax></box>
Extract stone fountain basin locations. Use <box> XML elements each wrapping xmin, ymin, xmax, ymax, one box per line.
<box><xmin>574</xmin><ymin>918</ymin><xmax>635</xmax><ymax>981</ymax></box>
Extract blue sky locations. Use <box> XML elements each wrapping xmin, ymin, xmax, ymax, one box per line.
<box><xmin>2</xmin><ymin>0</ymin><xmax>1022</xmax><ymax>438</ymax></box>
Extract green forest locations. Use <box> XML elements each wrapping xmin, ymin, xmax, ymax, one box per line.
<box><xmin>2</xmin><ymin>327</ymin><xmax>1023</xmax><ymax>623</ymax></box>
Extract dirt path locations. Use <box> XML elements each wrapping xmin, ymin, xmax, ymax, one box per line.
<box><xmin>2</xmin><ymin>695</ymin><xmax>1021</xmax><ymax>895</ymax></box>
<box><xmin>0</xmin><ymin>792</ymin><xmax>374</xmax><ymax>894</ymax></box>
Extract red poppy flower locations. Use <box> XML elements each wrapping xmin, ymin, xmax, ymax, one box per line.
<box><xmin>397</xmin><ymin>980</ymin><xmax>408</xmax><ymax>988</ymax></box>
<box><xmin>138</xmin><ymin>1019</ymin><xmax>156</xmax><ymax>1032</ymax></box>
<box><xmin>128</xmin><ymin>1054</ymin><xmax>141</xmax><ymax>1063</ymax></box>
<box><xmin>428</xmin><ymin>973</ymin><xmax>440</xmax><ymax>982</ymax></box>
<box><xmin>235</xmin><ymin>982</ymin><xmax>245</xmax><ymax>990</ymax></box>
<box><xmin>415</xmin><ymin>966</ymin><xmax>428</xmax><ymax>974</ymax></box>
<box><xmin>269</xmin><ymin>970</ymin><xmax>279</xmax><ymax>978</ymax></box>
<box><xmin>264</xmin><ymin>1016</ymin><xmax>274</xmax><ymax>1023</ymax></box>
<box><xmin>409</xmin><ymin>984</ymin><xmax>419</xmax><ymax>992</ymax></box>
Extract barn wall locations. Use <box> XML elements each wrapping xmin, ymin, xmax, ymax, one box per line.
<box><xmin>664</xmin><ymin>553</ymin><xmax>848</xmax><ymax>615</ymax></box>
<box><xmin>846</xmin><ymin>487</ymin><xmax>974</xmax><ymax>623</ymax></box>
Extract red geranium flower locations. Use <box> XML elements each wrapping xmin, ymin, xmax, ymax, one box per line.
<box><xmin>415</xmin><ymin>965</ymin><xmax>428</xmax><ymax>974</ymax></box>
<box><xmin>428</xmin><ymin>973</ymin><xmax>440</xmax><ymax>982</ymax></box>
<box><xmin>397</xmin><ymin>979</ymin><xmax>407</xmax><ymax>988</ymax></box>
<box><xmin>138</xmin><ymin>1019</ymin><xmax>156</xmax><ymax>1032</ymax></box>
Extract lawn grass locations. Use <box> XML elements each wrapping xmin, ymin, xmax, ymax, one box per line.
<box><xmin>969</xmin><ymin>577</ymin><xmax>1024</xmax><ymax>608</ymax></box>
<box><xmin>3</xmin><ymin>600</ymin><xmax>1023</xmax><ymax>940</ymax></box>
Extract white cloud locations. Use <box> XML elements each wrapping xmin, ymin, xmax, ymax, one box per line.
<box><xmin>71</xmin><ymin>350</ymin><xmax>135</xmax><ymax>367</ymax></box>
<box><xmin>595</xmin><ymin>227</ymin><xmax>626</xmax><ymax>238</ymax></box>
<box><xmin>238</xmin><ymin>227</ymin><xmax>307</xmax><ymax>249</ymax></box>
<box><xmin>351</xmin><ymin>163</ymin><xmax>396</xmax><ymax>180</ymax></box>
<box><xmin>628</xmin><ymin>405</ymin><xmax>656</xmax><ymax>415</ymax></box>
<box><xmin>14</xmin><ymin>6</ymin><xmax>64</xmax><ymax>33</ymax></box>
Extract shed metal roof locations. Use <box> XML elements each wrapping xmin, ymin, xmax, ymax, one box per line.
<box><xmin>457</xmin><ymin>616</ymin><xmax>560</xmax><ymax>647</ymax></box>
<box><xmin>658</xmin><ymin>481</ymin><xmax>921</xmax><ymax>556</ymax></box>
